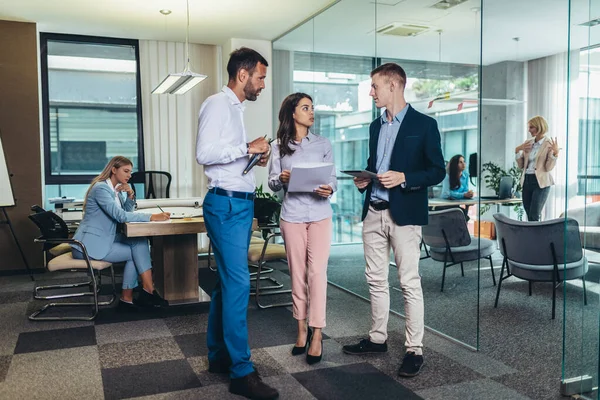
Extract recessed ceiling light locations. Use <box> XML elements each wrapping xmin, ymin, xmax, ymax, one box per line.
<box><xmin>159</xmin><ymin>9</ymin><xmax>172</xmax><ymax>15</ymax></box>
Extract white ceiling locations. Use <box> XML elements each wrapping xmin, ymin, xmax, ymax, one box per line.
<box><xmin>0</xmin><ymin>0</ymin><xmax>338</xmax><ymax>45</ymax></box>
<box><xmin>274</xmin><ymin>0</ymin><xmax>600</xmax><ymax>66</ymax></box>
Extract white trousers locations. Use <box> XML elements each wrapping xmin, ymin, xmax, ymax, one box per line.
<box><xmin>362</xmin><ymin>206</ymin><xmax>424</xmax><ymax>355</ymax></box>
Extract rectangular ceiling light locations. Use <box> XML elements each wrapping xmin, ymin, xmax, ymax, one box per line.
<box><xmin>151</xmin><ymin>72</ymin><xmax>207</xmax><ymax>95</ymax></box>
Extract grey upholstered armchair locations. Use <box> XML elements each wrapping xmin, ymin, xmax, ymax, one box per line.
<box><xmin>561</xmin><ymin>202</ymin><xmax>600</xmax><ymax>259</ymax></box>
<box><xmin>493</xmin><ymin>213</ymin><xmax>588</xmax><ymax>319</ymax></box>
<box><xmin>422</xmin><ymin>208</ymin><xmax>496</xmax><ymax>292</ymax></box>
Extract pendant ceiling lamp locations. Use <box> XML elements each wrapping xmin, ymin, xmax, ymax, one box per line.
<box><xmin>152</xmin><ymin>0</ymin><xmax>207</xmax><ymax>95</ymax></box>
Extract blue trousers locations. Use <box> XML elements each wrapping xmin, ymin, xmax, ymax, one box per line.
<box><xmin>73</xmin><ymin>235</ymin><xmax>152</xmax><ymax>289</ymax></box>
<box><xmin>203</xmin><ymin>191</ymin><xmax>254</xmax><ymax>379</ymax></box>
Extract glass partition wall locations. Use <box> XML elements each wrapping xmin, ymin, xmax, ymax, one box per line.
<box><xmin>562</xmin><ymin>1</ymin><xmax>600</xmax><ymax>398</ymax></box>
<box><xmin>274</xmin><ymin>0</ymin><xmax>599</xmax><ymax>396</ymax></box>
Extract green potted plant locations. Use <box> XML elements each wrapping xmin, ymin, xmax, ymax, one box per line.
<box><xmin>254</xmin><ymin>184</ymin><xmax>281</xmax><ymax>228</ymax></box>
<box><xmin>480</xmin><ymin>162</ymin><xmax>524</xmax><ymax>220</ymax></box>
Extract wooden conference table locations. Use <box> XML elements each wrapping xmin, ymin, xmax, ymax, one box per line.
<box><xmin>124</xmin><ymin>217</ymin><xmax>257</xmax><ymax>305</ymax></box>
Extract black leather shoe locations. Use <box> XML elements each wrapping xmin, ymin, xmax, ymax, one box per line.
<box><xmin>306</xmin><ymin>338</ymin><xmax>323</xmax><ymax>365</ymax></box>
<box><xmin>291</xmin><ymin>328</ymin><xmax>312</xmax><ymax>356</ymax></box>
<box><xmin>342</xmin><ymin>338</ymin><xmax>387</xmax><ymax>355</ymax></box>
<box><xmin>398</xmin><ymin>352</ymin><xmax>424</xmax><ymax>377</ymax></box>
<box><xmin>229</xmin><ymin>371</ymin><xmax>279</xmax><ymax>400</ymax></box>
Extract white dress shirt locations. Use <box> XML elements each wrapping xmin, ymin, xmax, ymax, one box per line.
<box><xmin>196</xmin><ymin>86</ymin><xmax>255</xmax><ymax>193</ymax></box>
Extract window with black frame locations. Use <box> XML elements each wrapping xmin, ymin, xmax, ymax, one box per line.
<box><xmin>40</xmin><ymin>33</ymin><xmax>144</xmax><ymax>206</ymax></box>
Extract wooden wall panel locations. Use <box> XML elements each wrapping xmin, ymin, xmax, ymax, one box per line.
<box><xmin>0</xmin><ymin>20</ymin><xmax>43</xmax><ymax>272</ymax></box>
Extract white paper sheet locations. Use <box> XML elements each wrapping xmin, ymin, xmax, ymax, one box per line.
<box><xmin>287</xmin><ymin>162</ymin><xmax>334</xmax><ymax>193</ymax></box>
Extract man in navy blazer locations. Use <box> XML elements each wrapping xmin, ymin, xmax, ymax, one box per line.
<box><xmin>343</xmin><ymin>63</ymin><xmax>445</xmax><ymax>378</ymax></box>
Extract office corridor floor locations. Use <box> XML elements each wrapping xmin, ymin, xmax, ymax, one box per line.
<box><xmin>0</xmin><ymin>252</ymin><xmax>587</xmax><ymax>399</ymax></box>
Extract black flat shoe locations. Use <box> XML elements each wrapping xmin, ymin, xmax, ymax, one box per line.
<box><xmin>306</xmin><ymin>337</ymin><xmax>323</xmax><ymax>365</ymax></box>
<box><xmin>291</xmin><ymin>327</ymin><xmax>312</xmax><ymax>356</ymax></box>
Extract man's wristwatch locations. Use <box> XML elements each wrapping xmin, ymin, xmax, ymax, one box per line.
<box><xmin>246</xmin><ymin>143</ymin><xmax>250</xmax><ymax>154</ymax></box>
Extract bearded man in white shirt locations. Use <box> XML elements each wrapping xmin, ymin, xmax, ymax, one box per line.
<box><xmin>196</xmin><ymin>47</ymin><xmax>277</xmax><ymax>400</ymax></box>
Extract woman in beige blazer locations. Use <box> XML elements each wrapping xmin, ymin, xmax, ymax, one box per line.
<box><xmin>515</xmin><ymin>116</ymin><xmax>560</xmax><ymax>221</ymax></box>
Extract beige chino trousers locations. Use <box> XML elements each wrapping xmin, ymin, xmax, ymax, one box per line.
<box><xmin>362</xmin><ymin>205</ymin><xmax>424</xmax><ymax>355</ymax></box>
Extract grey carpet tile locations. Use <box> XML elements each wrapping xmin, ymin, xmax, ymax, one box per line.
<box><xmin>163</xmin><ymin>314</ymin><xmax>208</xmax><ymax>336</ymax></box>
<box><xmin>98</xmin><ymin>337</ymin><xmax>185</xmax><ymax>369</ymax></box>
<box><xmin>423</xmin><ymin>333</ymin><xmax>517</xmax><ymax>378</ymax></box>
<box><xmin>263</xmin><ymin>338</ymin><xmax>366</xmax><ymax>374</ymax></box>
<box><xmin>95</xmin><ymin>319</ymin><xmax>172</xmax><ymax>345</ymax></box>
<box><xmin>246</xmin><ymin>306</ymin><xmax>299</xmax><ymax>349</ymax></box>
<box><xmin>492</xmin><ymin>371</ymin><xmax>567</xmax><ymax>400</ymax></box>
<box><xmin>173</xmin><ymin>333</ymin><xmax>208</xmax><ymax>358</ymax></box>
<box><xmin>293</xmin><ymin>362</ymin><xmax>422</xmax><ymax>400</ymax></box>
<box><xmin>0</xmin><ymin>346</ymin><xmax>103</xmax><ymax>400</ymax></box>
<box><xmin>20</xmin><ymin>319</ymin><xmax>94</xmax><ymax>333</ymax></box>
<box><xmin>0</xmin><ymin>356</ymin><xmax>10</xmax><ymax>383</ymax></box>
<box><xmin>102</xmin><ymin>359</ymin><xmax>202</xmax><ymax>400</ymax></box>
<box><xmin>186</xmin><ymin>356</ymin><xmax>229</xmax><ymax>386</ymax></box>
<box><xmin>187</xmin><ymin>348</ymin><xmax>285</xmax><ymax>387</ymax></box>
<box><xmin>123</xmin><ymin>385</ymin><xmax>232</xmax><ymax>400</ymax></box>
<box><xmin>0</xmin><ymin>290</ymin><xmax>32</xmax><ymax>304</ymax></box>
<box><xmin>13</xmin><ymin>325</ymin><xmax>96</xmax><ymax>354</ymax></box>
<box><xmin>261</xmin><ymin>374</ymin><xmax>318</xmax><ymax>400</ymax></box>
<box><xmin>94</xmin><ymin>303</ymin><xmax>211</xmax><ymax>325</ymax></box>
<box><xmin>0</xmin><ymin>302</ymin><xmax>28</xmax><ymax>356</ymax></box>
<box><xmin>415</xmin><ymin>378</ymin><xmax>533</xmax><ymax>400</ymax></box>
<box><xmin>367</xmin><ymin>346</ymin><xmax>485</xmax><ymax>393</ymax></box>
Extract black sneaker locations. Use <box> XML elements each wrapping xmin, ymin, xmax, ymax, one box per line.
<box><xmin>342</xmin><ymin>338</ymin><xmax>388</xmax><ymax>355</ymax></box>
<box><xmin>398</xmin><ymin>352</ymin><xmax>424</xmax><ymax>377</ymax></box>
<box><xmin>135</xmin><ymin>289</ymin><xmax>169</xmax><ymax>308</ymax></box>
<box><xmin>229</xmin><ymin>371</ymin><xmax>279</xmax><ymax>400</ymax></box>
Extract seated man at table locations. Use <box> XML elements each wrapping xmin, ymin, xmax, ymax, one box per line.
<box><xmin>441</xmin><ymin>154</ymin><xmax>473</xmax><ymax>200</ymax></box>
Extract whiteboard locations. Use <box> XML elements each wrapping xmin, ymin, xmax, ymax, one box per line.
<box><xmin>0</xmin><ymin>135</ymin><xmax>15</xmax><ymax>207</ymax></box>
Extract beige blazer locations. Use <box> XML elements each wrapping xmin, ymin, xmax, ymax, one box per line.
<box><xmin>516</xmin><ymin>137</ymin><xmax>557</xmax><ymax>189</ymax></box>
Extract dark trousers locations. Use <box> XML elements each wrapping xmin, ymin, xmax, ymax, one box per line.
<box><xmin>522</xmin><ymin>174</ymin><xmax>550</xmax><ymax>222</ymax></box>
<box><xmin>203</xmin><ymin>191</ymin><xmax>254</xmax><ymax>379</ymax></box>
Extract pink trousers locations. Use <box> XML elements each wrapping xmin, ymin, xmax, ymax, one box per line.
<box><xmin>280</xmin><ymin>217</ymin><xmax>332</xmax><ymax>328</ymax></box>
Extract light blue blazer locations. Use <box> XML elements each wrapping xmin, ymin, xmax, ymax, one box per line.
<box><xmin>72</xmin><ymin>182</ymin><xmax>151</xmax><ymax>259</ymax></box>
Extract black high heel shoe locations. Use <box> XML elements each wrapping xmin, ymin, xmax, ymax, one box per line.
<box><xmin>306</xmin><ymin>336</ymin><xmax>323</xmax><ymax>365</ymax></box>
<box><xmin>291</xmin><ymin>327</ymin><xmax>312</xmax><ymax>356</ymax></box>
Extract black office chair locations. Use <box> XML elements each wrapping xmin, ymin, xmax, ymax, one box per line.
<box><xmin>28</xmin><ymin>211</ymin><xmax>116</xmax><ymax>320</ymax></box>
<box><xmin>130</xmin><ymin>170</ymin><xmax>172</xmax><ymax>199</ymax></box>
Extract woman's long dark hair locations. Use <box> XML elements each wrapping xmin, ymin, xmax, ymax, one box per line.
<box><xmin>447</xmin><ymin>154</ymin><xmax>464</xmax><ymax>190</ymax></box>
<box><xmin>276</xmin><ymin>92</ymin><xmax>313</xmax><ymax>157</ymax></box>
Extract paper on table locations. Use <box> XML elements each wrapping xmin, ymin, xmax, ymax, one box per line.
<box><xmin>287</xmin><ymin>162</ymin><xmax>334</xmax><ymax>193</ymax></box>
<box><xmin>341</xmin><ymin>170</ymin><xmax>378</xmax><ymax>179</ymax></box>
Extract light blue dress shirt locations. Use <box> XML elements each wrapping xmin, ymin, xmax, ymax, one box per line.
<box><xmin>196</xmin><ymin>86</ymin><xmax>255</xmax><ymax>193</ymax></box>
<box><xmin>371</xmin><ymin>105</ymin><xmax>409</xmax><ymax>202</ymax></box>
<box><xmin>441</xmin><ymin>171</ymin><xmax>470</xmax><ymax>199</ymax></box>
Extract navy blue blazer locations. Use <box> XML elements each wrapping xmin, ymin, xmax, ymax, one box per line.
<box><xmin>361</xmin><ymin>105</ymin><xmax>445</xmax><ymax>226</ymax></box>
<box><xmin>72</xmin><ymin>182</ymin><xmax>151</xmax><ymax>259</ymax></box>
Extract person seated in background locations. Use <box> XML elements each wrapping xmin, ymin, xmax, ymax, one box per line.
<box><xmin>441</xmin><ymin>154</ymin><xmax>474</xmax><ymax>200</ymax></box>
<box><xmin>71</xmin><ymin>155</ymin><xmax>171</xmax><ymax>310</ymax></box>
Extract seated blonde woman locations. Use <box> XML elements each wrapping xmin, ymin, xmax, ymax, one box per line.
<box><xmin>71</xmin><ymin>156</ymin><xmax>170</xmax><ymax>309</ymax></box>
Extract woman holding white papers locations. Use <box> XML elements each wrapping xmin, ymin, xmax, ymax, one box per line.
<box><xmin>268</xmin><ymin>93</ymin><xmax>337</xmax><ymax>365</ymax></box>
<box><xmin>71</xmin><ymin>156</ymin><xmax>170</xmax><ymax>310</ymax></box>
